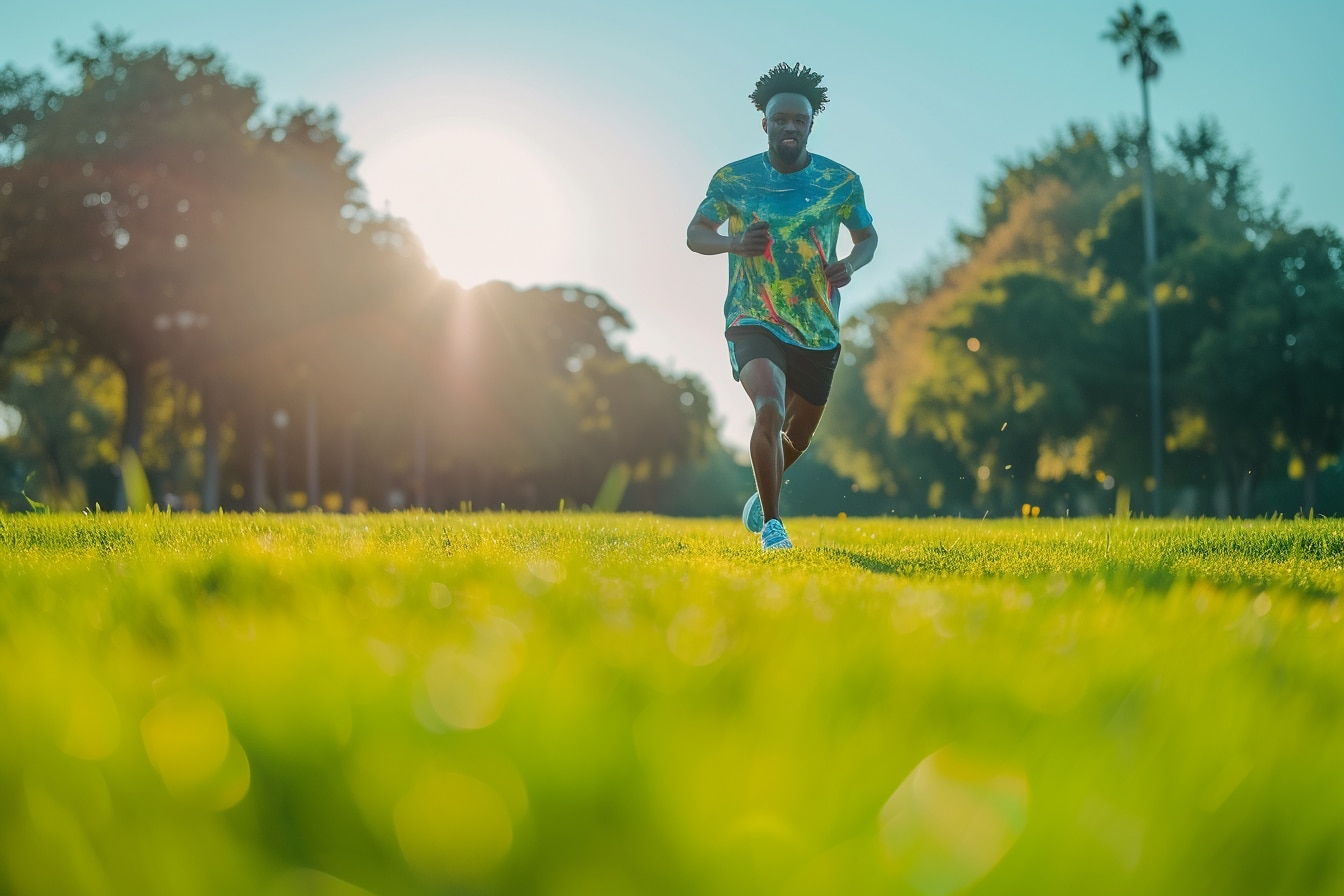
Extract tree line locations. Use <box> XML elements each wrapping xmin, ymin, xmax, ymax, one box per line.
<box><xmin>817</xmin><ymin>120</ymin><xmax>1344</xmax><ymax>518</ymax></box>
<box><xmin>0</xmin><ymin>31</ymin><xmax>732</xmax><ymax>513</ymax></box>
<box><xmin>3</xmin><ymin>23</ymin><xmax>1341</xmax><ymax>518</ymax></box>
<box><xmin>814</xmin><ymin>4</ymin><xmax>1343</xmax><ymax>519</ymax></box>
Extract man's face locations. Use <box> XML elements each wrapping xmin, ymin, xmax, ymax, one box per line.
<box><xmin>762</xmin><ymin>93</ymin><xmax>813</xmax><ymax>165</ymax></box>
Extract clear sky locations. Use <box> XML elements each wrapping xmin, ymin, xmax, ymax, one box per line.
<box><xmin>6</xmin><ymin>1</ymin><xmax>1342</xmax><ymax>450</ymax></box>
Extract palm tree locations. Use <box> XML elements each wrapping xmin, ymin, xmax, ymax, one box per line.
<box><xmin>1103</xmin><ymin>4</ymin><xmax>1180</xmax><ymax>515</ymax></box>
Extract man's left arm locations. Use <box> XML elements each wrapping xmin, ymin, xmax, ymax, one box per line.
<box><xmin>824</xmin><ymin>225</ymin><xmax>878</xmax><ymax>288</ymax></box>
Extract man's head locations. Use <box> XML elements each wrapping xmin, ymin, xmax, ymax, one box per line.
<box><xmin>749</xmin><ymin>63</ymin><xmax>829</xmax><ymax>167</ymax></box>
<box><xmin>763</xmin><ymin>93</ymin><xmax>813</xmax><ymax>166</ymax></box>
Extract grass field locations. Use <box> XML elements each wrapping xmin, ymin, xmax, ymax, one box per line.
<box><xmin>2</xmin><ymin>511</ymin><xmax>1342</xmax><ymax>895</ymax></box>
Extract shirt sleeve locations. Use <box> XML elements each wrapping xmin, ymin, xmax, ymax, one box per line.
<box><xmin>838</xmin><ymin>174</ymin><xmax>874</xmax><ymax>231</ymax></box>
<box><xmin>695</xmin><ymin>167</ymin><xmax>735</xmax><ymax>226</ymax></box>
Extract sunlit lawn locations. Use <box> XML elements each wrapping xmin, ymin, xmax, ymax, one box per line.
<box><xmin>2</xmin><ymin>512</ymin><xmax>1342</xmax><ymax>896</ymax></box>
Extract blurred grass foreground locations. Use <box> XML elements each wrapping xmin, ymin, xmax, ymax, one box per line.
<box><xmin>2</xmin><ymin>511</ymin><xmax>1343</xmax><ymax>895</ymax></box>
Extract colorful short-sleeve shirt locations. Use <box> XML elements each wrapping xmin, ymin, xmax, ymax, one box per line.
<box><xmin>696</xmin><ymin>152</ymin><xmax>873</xmax><ymax>350</ymax></box>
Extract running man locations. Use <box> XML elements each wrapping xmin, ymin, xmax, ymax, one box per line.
<box><xmin>686</xmin><ymin>62</ymin><xmax>878</xmax><ymax>551</ymax></box>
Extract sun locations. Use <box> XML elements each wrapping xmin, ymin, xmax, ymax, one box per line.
<box><xmin>361</xmin><ymin>119</ymin><xmax>584</xmax><ymax>289</ymax></box>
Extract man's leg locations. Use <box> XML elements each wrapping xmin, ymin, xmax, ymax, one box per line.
<box><xmin>782</xmin><ymin>389</ymin><xmax>826</xmax><ymax>471</ymax></box>
<box><xmin>739</xmin><ymin>357</ymin><xmax>788</xmax><ymax>522</ymax></box>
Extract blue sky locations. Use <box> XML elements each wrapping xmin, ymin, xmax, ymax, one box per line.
<box><xmin>7</xmin><ymin>1</ymin><xmax>1342</xmax><ymax>448</ymax></box>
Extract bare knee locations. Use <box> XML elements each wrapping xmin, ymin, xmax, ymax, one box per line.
<box><xmin>753</xmin><ymin>396</ymin><xmax>784</xmax><ymax>434</ymax></box>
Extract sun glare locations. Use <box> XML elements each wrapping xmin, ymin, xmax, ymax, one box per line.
<box><xmin>363</xmin><ymin>120</ymin><xmax>582</xmax><ymax>289</ymax></box>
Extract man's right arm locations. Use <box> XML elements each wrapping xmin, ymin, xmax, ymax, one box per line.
<box><xmin>686</xmin><ymin>214</ymin><xmax>734</xmax><ymax>256</ymax></box>
<box><xmin>686</xmin><ymin>215</ymin><xmax>770</xmax><ymax>257</ymax></box>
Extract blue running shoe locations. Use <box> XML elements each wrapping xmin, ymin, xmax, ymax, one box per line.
<box><xmin>761</xmin><ymin>519</ymin><xmax>793</xmax><ymax>551</ymax></box>
<box><xmin>742</xmin><ymin>492</ymin><xmax>764</xmax><ymax>533</ymax></box>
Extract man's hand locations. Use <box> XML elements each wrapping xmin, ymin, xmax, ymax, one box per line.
<box><xmin>823</xmin><ymin>225</ymin><xmax>877</xmax><ymax>288</ymax></box>
<box><xmin>824</xmin><ymin>259</ymin><xmax>854</xmax><ymax>288</ymax></box>
<box><xmin>733</xmin><ymin>220</ymin><xmax>772</xmax><ymax>257</ymax></box>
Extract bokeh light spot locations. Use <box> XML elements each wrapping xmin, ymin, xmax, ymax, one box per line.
<box><xmin>423</xmin><ymin>617</ymin><xmax>526</xmax><ymax>729</ymax></box>
<box><xmin>141</xmin><ymin>691</ymin><xmax>233</xmax><ymax>800</ymax></box>
<box><xmin>667</xmin><ymin>605</ymin><xmax>728</xmax><ymax>666</ymax></box>
<box><xmin>62</xmin><ymin>674</ymin><xmax>121</xmax><ymax>760</ymax></box>
<box><xmin>879</xmin><ymin>746</ymin><xmax>1029</xmax><ymax>896</ymax></box>
<box><xmin>394</xmin><ymin>773</ymin><xmax>512</xmax><ymax>883</ymax></box>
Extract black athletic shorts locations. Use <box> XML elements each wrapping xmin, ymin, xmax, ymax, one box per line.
<box><xmin>726</xmin><ymin>325</ymin><xmax>841</xmax><ymax>406</ymax></box>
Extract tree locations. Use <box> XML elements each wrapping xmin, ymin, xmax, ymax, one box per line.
<box><xmin>1270</xmin><ymin>228</ymin><xmax>1344</xmax><ymax>510</ymax></box>
<box><xmin>183</xmin><ymin>105</ymin><xmax>427</xmax><ymax>511</ymax></box>
<box><xmin>0</xmin><ymin>31</ymin><xmax>418</xmax><ymax>511</ymax></box>
<box><xmin>840</xmin><ymin>130</ymin><xmax>1134</xmax><ymax>516</ymax></box>
<box><xmin>1162</xmin><ymin>232</ymin><xmax>1344</xmax><ymax>517</ymax></box>
<box><xmin>1</xmin><ymin>32</ymin><xmax>747</xmax><ymax>516</ymax></box>
<box><xmin>825</xmin><ymin>118</ymin><xmax>1335</xmax><ymax>518</ymax></box>
<box><xmin>0</xmin><ymin>32</ymin><xmax>264</xmax><ymax>507</ymax></box>
<box><xmin>1103</xmin><ymin>3</ymin><xmax>1181</xmax><ymax>513</ymax></box>
<box><xmin>1165</xmin><ymin>242</ymin><xmax>1278</xmax><ymax>516</ymax></box>
<box><xmin>410</xmin><ymin>282</ymin><xmax>714</xmax><ymax>511</ymax></box>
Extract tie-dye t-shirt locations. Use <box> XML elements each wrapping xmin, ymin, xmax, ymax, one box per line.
<box><xmin>697</xmin><ymin>152</ymin><xmax>873</xmax><ymax>350</ymax></box>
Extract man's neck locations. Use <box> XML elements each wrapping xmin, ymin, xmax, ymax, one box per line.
<box><xmin>767</xmin><ymin>149</ymin><xmax>810</xmax><ymax>174</ymax></box>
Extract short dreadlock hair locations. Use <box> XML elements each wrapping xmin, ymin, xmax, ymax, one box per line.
<box><xmin>749</xmin><ymin>62</ymin><xmax>829</xmax><ymax>115</ymax></box>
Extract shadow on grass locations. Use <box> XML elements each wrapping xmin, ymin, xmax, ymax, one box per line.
<box><xmin>815</xmin><ymin>547</ymin><xmax>917</xmax><ymax>576</ymax></box>
<box><xmin>815</xmin><ymin>547</ymin><xmax>1339</xmax><ymax>599</ymax></box>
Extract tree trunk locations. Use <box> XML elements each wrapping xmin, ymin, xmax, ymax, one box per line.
<box><xmin>341</xmin><ymin>421</ymin><xmax>355</xmax><ymax>513</ymax></box>
<box><xmin>1233</xmin><ymin>461</ymin><xmax>1257</xmax><ymax>519</ymax></box>
<box><xmin>413</xmin><ymin>416</ymin><xmax>428</xmax><ymax>509</ymax></box>
<box><xmin>306</xmin><ymin>392</ymin><xmax>320</xmax><ymax>509</ymax></box>
<box><xmin>1303</xmin><ymin>452</ymin><xmax>1320</xmax><ymax>515</ymax></box>
<box><xmin>116</xmin><ymin>356</ymin><xmax>150</xmax><ymax>511</ymax></box>
<box><xmin>275</xmin><ymin>420</ymin><xmax>289</xmax><ymax>511</ymax></box>
<box><xmin>250</xmin><ymin>406</ymin><xmax>270</xmax><ymax>511</ymax></box>
<box><xmin>200</xmin><ymin>378</ymin><xmax>222</xmax><ymax>512</ymax></box>
<box><xmin>41</xmin><ymin>435</ymin><xmax>67</xmax><ymax>508</ymax></box>
<box><xmin>1211</xmin><ymin>473</ymin><xmax>1231</xmax><ymax>519</ymax></box>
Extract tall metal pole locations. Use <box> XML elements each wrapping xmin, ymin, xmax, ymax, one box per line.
<box><xmin>1138</xmin><ymin>70</ymin><xmax>1163</xmax><ymax>516</ymax></box>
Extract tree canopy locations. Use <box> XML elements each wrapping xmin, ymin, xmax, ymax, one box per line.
<box><xmin>820</xmin><ymin>119</ymin><xmax>1343</xmax><ymax>517</ymax></box>
<box><xmin>0</xmin><ymin>31</ymin><xmax>728</xmax><ymax>513</ymax></box>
